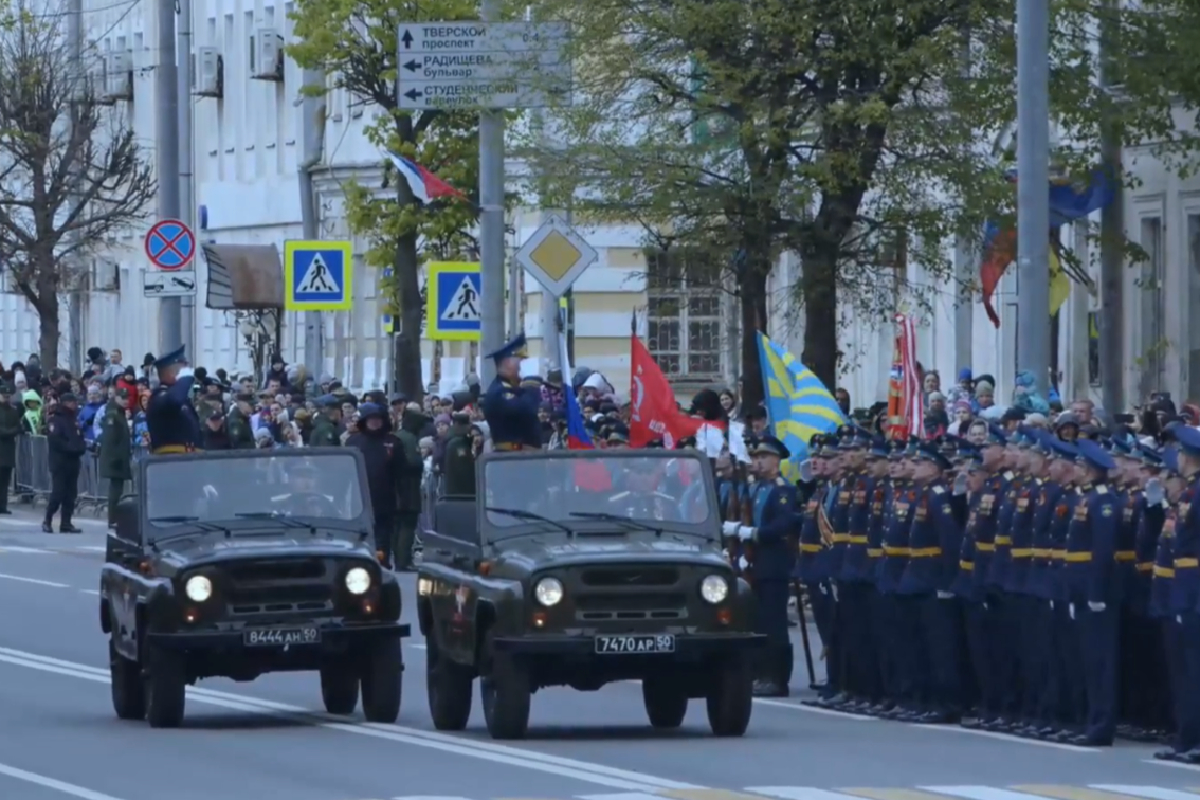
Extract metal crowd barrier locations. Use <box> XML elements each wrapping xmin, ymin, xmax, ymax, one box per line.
<box><xmin>12</xmin><ymin>435</ymin><xmax>145</xmax><ymax>516</ymax></box>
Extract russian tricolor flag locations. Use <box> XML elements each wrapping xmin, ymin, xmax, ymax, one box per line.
<box><xmin>385</xmin><ymin>151</ymin><xmax>464</xmax><ymax>204</ymax></box>
<box><xmin>566</xmin><ymin>386</ymin><xmax>593</xmax><ymax>450</ymax></box>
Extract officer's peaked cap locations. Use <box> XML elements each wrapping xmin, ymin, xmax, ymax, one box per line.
<box><xmin>1075</xmin><ymin>437</ymin><xmax>1116</xmax><ymax>473</ymax></box>
<box><xmin>487</xmin><ymin>333</ymin><xmax>528</xmax><ymax>365</ymax></box>
<box><xmin>315</xmin><ymin>393</ymin><xmax>342</xmax><ymax>408</ymax></box>
<box><xmin>749</xmin><ymin>434</ymin><xmax>789</xmax><ymax>460</ymax></box>
<box><xmin>357</xmin><ymin>402</ymin><xmax>387</xmax><ymax>419</ymax></box>
<box><xmin>869</xmin><ymin>435</ymin><xmax>890</xmax><ymax>458</ymax></box>
<box><xmin>984</xmin><ymin>423</ymin><xmax>1007</xmax><ymax>446</ymax></box>
<box><xmin>153</xmin><ymin>345</ymin><xmax>186</xmax><ymax>370</ymax></box>
<box><xmin>914</xmin><ymin>440</ymin><xmax>951</xmax><ymax>471</ymax></box>
<box><xmin>1167</xmin><ymin>422</ymin><xmax>1200</xmax><ymax>457</ymax></box>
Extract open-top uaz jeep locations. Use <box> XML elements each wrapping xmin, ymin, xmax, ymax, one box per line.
<box><xmin>100</xmin><ymin>448</ymin><xmax>410</xmax><ymax>728</ymax></box>
<box><xmin>417</xmin><ymin>448</ymin><xmax>763</xmax><ymax>740</ymax></box>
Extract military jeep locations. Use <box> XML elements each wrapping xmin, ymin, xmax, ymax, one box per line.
<box><xmin>416</xmin><ymin>449</ymin><xmax>763</xmax><ymax>740</ymax></box>
<box><xmin>100</xmin><ymin>449</ymin><xmax>409</xmax><ymax>728</ymax></box>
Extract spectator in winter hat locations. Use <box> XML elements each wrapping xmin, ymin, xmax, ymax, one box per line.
<box><xmin>975</xmin><ymin>381</ymin><xmax>995</xmax><ymax>409</ymax></box>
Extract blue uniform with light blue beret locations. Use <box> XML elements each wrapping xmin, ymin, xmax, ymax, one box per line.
<box><xmin>146</xmin><ymin>345</ymin><xmax>201</xmax><ymax>454</ymax></box>
<box><xmin>483</xmin><ymin>334</ymin><xmax>541</xmax><ymax>451</ymax></box>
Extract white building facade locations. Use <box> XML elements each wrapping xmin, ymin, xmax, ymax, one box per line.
<box><xmin>0</xmin><ymin>0</ymin><xmax>1172</xmax><ymax>410</ymax></box>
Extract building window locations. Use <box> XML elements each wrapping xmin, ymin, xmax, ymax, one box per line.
<box><xmin>1138</xmin><ymin>216</ymin><xmax>1165</xmax><ymax>399</ymax></box>
<box><xmin>646</xmin><ymin>249</ymin><xmax>723</xmax><ymax>380</ymax></box>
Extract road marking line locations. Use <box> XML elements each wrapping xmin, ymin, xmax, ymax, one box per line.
<box><xmin>839</xmin><ymin>790</ymin><xmax>953</xmax><ymax>800</ymax></box>
<box><xmin>1092</xmin><ymin>789</ymin><xmax>1200</xmax><ymax>800</ymax></box>
<box><xmin>579</xmin><ymin>793</ymin><xmax>666</xmax><ymax>800</ymax></box>
<box><xmin>910</xmin><ymin>724</ymin><xmax>1098</xmax><ymax>752</ymax></box>
<box><xmin>1139</xmin><ymin>762</ymin><xmax>1200</xmax><ymax>773</ymax></box>
<box><xmin>78</xmin><ymin>589</ymin><xmax>100</xmax><ymax>596</ymax></box>
<box><xmin>662</xmin><ymin>791</ymin><xmax>774</xmax><ymax>800</ymax></box>
<box><xmin>748</xmin><ymin>788</ymin><xmax>863</xmax><ymax>800</ymax></box>
<box><xmin>0</xmin><ymin>760</ymin><xmax>130</xmax><ymax>800</ymax></box>
<box><xmin>0</xmin><ymin>546</ymin><xmax>54</xmax><ymax>553</ymax></box>
<box><xmin>0</xmin><ymin>645</ymin><xmax>703</xmax><ymax>793</ymax></box>
<box><xmin>389</xmin><ymin>796</ymin><xmax>474</xmax><ymax>800</ymax></box>
<box><xmin>1014</xmin><ymin>786</ymin><xmax>1144</xmax><ymax>800</ymax></box>
<box><xmin>924</xmin><ymin>789</ymin><xmax>1062</xmax><ymax>800</ymax></box>
<box><xmin>75</xmin><ymin>546</ymin><xmax>107</xmax><ymax>552</ymax></box>
<box><xmin>751</xmin><ymin>700</ymin><xmax>872</xmax><ymax>720</ymax></box>
<box><xmin>0</xmin><ymin>573</ymin><xmax>68</xmax><ymax>588</ymax></box>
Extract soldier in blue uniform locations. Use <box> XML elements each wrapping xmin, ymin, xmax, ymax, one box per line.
<box><xmin>876</xmin><ymin>437</ymin><xmax>919</xmax><ymax>719</ymax></box>
<box><xmin>1163</xmin><ymin>423</ymin><xmax>1200</xmax><ymax>762</ymax></box>
<box><xmin>1102</xmin><ymin>434</ymin><xmax>1145</xmax><ymax>739</ymax></box>
<box><xmin>1060</xmin><ymin>438</ymin><xmax>1120</xmax><ymax>746</ymax></box>
<box><xmin>146</xmin><ymin>345</ymin><xmax>201</xmax><ymax>455</ymax></box>
<box><xmin>1150</xmin><ymin>443</ymin><xmax>1191</xmax><ymax>761</ymax></box>
<box><xmin>797</xmin><ymin>435</ymin><xmax>839</xmax><ymax>704</ymax></box>
<box><xmin>734</xmin><ymin>434</ymin><xmax>799</xmax><ymax>697</ymax></box>
<box><xmin>1133</xmin><ymin>446</ymin><xmax>1172</xmax><ymax>742</ymax></box>
<box><xmin>831</xmin><ymin>426</ymin><xmax>871</xmax><ymax>707</ymax></box>
<box><xmin>483</xmin><ymin>334</ymin><xmax>541</xmax><ymax>451</ymax></box>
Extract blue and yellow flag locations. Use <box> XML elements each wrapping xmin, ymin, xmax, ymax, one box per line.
<box><xmin>755</xmin><ymin>331</ymin><xmax>845</xmax><ymax>479</ymax></box>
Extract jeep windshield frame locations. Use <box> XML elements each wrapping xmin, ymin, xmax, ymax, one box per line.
<box><xmin>475</xmin><ymin>449</ymin><xmax>720</xmax><ymax>544</ymax></box>
<box><xmin>137</xmin><ymin>448</ymin><xmax>375</xmax><ymax>538</ymax></box>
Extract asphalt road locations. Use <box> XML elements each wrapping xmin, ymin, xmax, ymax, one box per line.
<box><xmin>2</xmin><ymin>505</ymin><xmax>1200</xmax><ymax>800</ymax></box>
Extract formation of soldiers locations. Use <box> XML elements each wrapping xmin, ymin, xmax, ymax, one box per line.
<box><xmin>722</xmin><ymin>414</ymin><xmax>1200</xmax><ymax>760</ymax></box>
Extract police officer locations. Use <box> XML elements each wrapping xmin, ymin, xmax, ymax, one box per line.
<box><xmin>42</xmin><ymin>393</ymin><xmax>85</xmax><ymax>533</ymax></box>
<box><xmin>97</xmin><ymin>387</ymin><xmax>132</xmax><ymax>528</ymax></box>
<box><xmin>483</xmin><ymin>333</ymin><xmax>541</xmax><ymax>451</ymax></box>
<box><xmin>345</xmin><ymin>402</ymin><xmax>401</xmax><ymax>567</ymax></box>
<box><xmin>227</xmin><ymin>392</ymin><xmax>256</xmax><ymax>449</ymax></box>
<box><xmin>441</xmin><ymin>411</ymin><xmax>476</xmax><ymax>497</ymax></box>
<box><xmin>734</xmin><ymin>434</ymin><xmax>798</xmax><ymax>696</ymax></box>
<box><xmin>394</xmin><ymin>402</ymin><xmax>427</xmax><ymax>571</ymax></box>
<box><xmin>0</xmin><ymin>383</ymin><xmax>20</xmax><ymax>515</ymax></box>
<box><xmin>146</xmin><ymin>346</ymin><xmax>201</xmax><ymax>455</ymax></box>
<box><xmin>308</xmin><ymin>394</ymin><xmax>343</xmax><ymax>448</ymax></box>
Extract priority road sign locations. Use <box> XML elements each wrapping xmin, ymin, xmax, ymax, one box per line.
<box><xmin>514</xmin><ymin>214</ymin><xmax>597</xmax><ymax>296</ymax></box>
<box><xmin>284</xmin><ymin>240</ymin><xmax>353</xmax><ymax>312</ymax></box>
<box><xmin>425</xmin><ymin>261</ymin><xmax>481</xmax><ymax>342</ymax></box>
<box><xmin>145</xmin><ymin>219</ymin><xmax>196</xmax><ymax>271</ymax></box>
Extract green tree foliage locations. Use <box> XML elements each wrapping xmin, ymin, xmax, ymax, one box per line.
<box><xmin>288</xmin><ymin>0</ymin><xmax>484</xmax><ymax>398</ymax></box>
<box><xmin>533</xmin><ymin>0</ymin><xmax>1200</xmax><ymax>400</ymax></box>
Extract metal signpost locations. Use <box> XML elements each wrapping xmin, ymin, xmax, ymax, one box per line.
<box><xmin>143</xmin><ymin>218</ymin><xmax>197</xmax><ymax>299</ymax></box>
<box><xmin>284</xmin><ymin>240</ymin><xmax>354</xmax><ymax>312</ymax></box>
<box><xmin>398</xmin><ymin>18</ymin><xmax>571</xmax><ymax>382</ymax></box>
<box><xmin>425</xmin><ymin>261</ymin><xmax>482</xmax><ymax>342</ymax></box>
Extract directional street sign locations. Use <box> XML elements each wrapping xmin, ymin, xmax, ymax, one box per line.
<box><xmin>425</xmin><ymin>260</ymin><xmax>481</xmax><ymax>342</ymax></box>
<box><xmin>397</xmin><ymin>21</ymin><xmax>571</xmax><ymax>110</ymax></box>
<box><xmin>284</xmin><ymin>240</ymin><xmax>353</xmax><ymax>312</ymax></box>
<box><xmin>145</xmin><ymin>219</ymin><xmax>196</xmax><ymax>271</ymax></box>
<box><xmin>514</xmin><ymin>215</ymin><xmax>598</xmax><ymax>296</ymax></box>
<box><xmin>142</xmin><ymin>270</ymin><xmax>197</xmax><ymax>298</ymax></box>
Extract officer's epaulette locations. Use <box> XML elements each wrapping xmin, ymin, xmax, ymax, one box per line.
<box><xmin>610</xmin><ymin>491</ymin><xmax>630</xmax><ymax>501</ymax></box>
<box><xmin>1095</xmin><ymin>484</ymin><xmax>1108</xmax><ymax>494</ymax></box>
<box><xmin>775</xmin><ymin>476</ymin><xmax>787</xmax><ymax>486</ymax></box>
<box><xmin>932</xmin><ymin>485</ymin><xmax>945</xmax><ymax>495</ymax></box>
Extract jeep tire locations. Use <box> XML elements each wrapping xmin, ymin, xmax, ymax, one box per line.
<box><xmin>109</xmin><ymin>641</ymin><xmax>145</xmax><ymax>721</ymax></box>
<box><xmin>642</xmin><ymin>677</ymin><xmax>688</xmax><ymax>728</ymax></box>
<box><xmin>320</xmin><ymin>661</ymin><xmax>360</xmax><ymax>715</ymax></box>
<box><xmin>480</xmin><ymin>631</ymin><xmax>530</xmax><ymax>740</ymax></box>
<box><xmin>705</xmin><ymin>655</ymin><xmax>753</xmax><ymax>737</ymax></box>
<box><xmin>360</xmin><ymin>638</ymin><xmax>402</xmax><ymax>723</ymax></box>
<box><xmin>426</xmin><ymin>637</ymin><xmax>472</xmax><ymax>731</ymax></box>
<box><xmin>143</xmin><ymin>645</ymin><xmax>187</xmax><ymax>729</ymax></box>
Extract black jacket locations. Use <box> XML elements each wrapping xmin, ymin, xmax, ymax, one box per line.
<box><xmin>47</xmin><ymin>406</ymin><xmax>86</xmax><ymax>471</ymax></box>
<box><xmin>346</xmin><ymin>424</ymin><xmax>401</xmax><ymax>518</ymax></box>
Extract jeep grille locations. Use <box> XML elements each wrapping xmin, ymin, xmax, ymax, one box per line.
<box><xmin>575</xmin><ymin>592</ymin><xmax>688</xmax><ymax>621</ymax></box>
<box><xmin>222</xmin><ymin>558</ymin><xmax>334</xmax><ymax>615</ymax></box>
<box><xmin>580</xmin><ymin>567</ymin><xmax>679</xmax><ymax>587</ymax></box>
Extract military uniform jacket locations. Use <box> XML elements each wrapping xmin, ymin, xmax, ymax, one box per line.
<box><xmin>1026</xmin><ymin>481</ymin><xmax>1064</xmax><ymax>600</ymax></box>
<box><xmin>878</xmin><ymin>483</ymin><xmax>916</xmax><ymax>594</ymax></box>
<box><xmin>394</xmin><ymin>419</ymin><xmax>425</xmax><ymax>512</ymax></box>
<box><xmin>483</xmin><ymin>377</ymin><xmax>540</xmax><ymax>449</ymax></box>
<box><xmin>1170</xmin><ymin>475</ymin><xmax>1200</xmax><ymax>614</ymax></box>
<box><xmin>1004</xmin><ymin>477</ymin><xmax>1042</xmax><ymax>594</ymax></box>
<box><xmin>988</xmin><ymin>475</ymin><xmax>1025</xmax><ymax>591</ymax></box>
<box><xmin>898</xmin><ymin>482</ymin><xmax>957</xmax><ymax>595</ymax></box>
<box><xmin>307</xmin><ymin>412</ymin><xmax>340</xmax><ymax>448</ymax></box>
<box><xmin>227</xmin><ymin>408</ymin><xmax>256</xmax><ymax>450</ymax></box>
<box><xmin>146</xmin><ymin>375</ymin><xmax>200</xmax><ymax>452</ymax></box>
<box><xmin>0</xmin><ymin>400</ymin><xmax>21</xmax><ymax>469</ymax></box>
<box><xmin>839</xmin><ymin>474</ymin><xmax>874</xmax><ymax>583</ymax></box>
<box><xmin>749</xmin><ymin>476</ymin><xmax>797</xmax><ymax>582</ymax></box>
<box><xmin>1133</xmin><ymin>497</ymin><xmax>1168</xmax><ymax>617</ymax></box>
<box><xmin>827</xmin><ymin>476</ymin><xmax>855</xmax><ymax>577</ymax></box>
<box><xmin>97</xmin><ymin>401</ymin><xmax>132</xmax><ymax>481</ymax></box>
<box><xmin>442</xmin><ymin>430</ymin><xmax>476</xmax><ymax>496</ymax></box>
<box><xmin>1062</xmin><ymin>483</ymin><xmax>1119</xmax><ymax>604</ymax></box>
<box><xmin>797</xmin><ymin>480</ymin><xmax>830</xmax><ymax>582</ymax></box>
<box><xmin>1149</xmin><ymin>504</ymin><xmax>1177</xmax><ymax>618</ymax></box>
<box><xmin>1115</xmin><ymin>486</ymin><xmax>1141</xmax><ymax>601</ymax></box>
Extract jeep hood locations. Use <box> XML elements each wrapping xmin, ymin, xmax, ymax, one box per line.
<box><xmin>157</xmin><ymin>535</ymin><xmax>372</xmax><ymax>566</ymax></box>
<box><xmin>494</xmin><ymin>538</ymin><xmax>728</xmax><ymax>569</ymax></box>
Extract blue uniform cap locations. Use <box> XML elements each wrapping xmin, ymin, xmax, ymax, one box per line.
<box><xmin>1102</xmin><ymin>435</ymin><xmax>1134</xmax><ymax>457</ymax></box>
<box><xmin>1141</xmin><ymin>446</ymin><xmax>1164</xmax><ymax>469</ymax></box>
<box><xmin>914</xmin><ymin>440</ymin><xmax>952</xmax><ymax>471</ymax></box>
<box><xmin>887</xmin><ymin>438</ymin><xmax>907</xmax><ymax>460</ymax></box>
<box><xmin>958</xmin><ymin>444</ymin><xmax>985</xmax><ymax>471</ymax></box>
<box><xmin>836</xmin><ymin>424</ymin><xmax>861</xmax><ymax>451</ymax></box>
<box><xmin>813</xmin><ymin>434</ymin><xmax>839</xmax><ymax>458</ymax></box>
<box><xmin>1075</xmin><ymin>437</ymin><xmax>1116</xmax><ymax>473</ymax></box>
<box><xmin>153</xmin><ymin>345</ymin><xmax>186</xmax><ymax>370</ymax></box>
<box><xmin>1049</xmin><ymin>435</ymin><xmax>1078</xmax><ymax>461</ymax></box>
<box><xmin>487</xmin><ymin>333</ymin><xmax>528</xmax><ymax>365</ymax></box>
<box><xmin>984</xmin><ymin>423</ymin><xmax>1007</xmax><ymax>446</ymax></box>
<box><xmin>750</xmin><ymin>434</ymin><xmax>790</xmax><ymax>460</ymax></box>
<box><xmin>1168</xmin><ymin>422</ymin><xmax>1200</xmax><ymax>457</ymax></box>
<box><xmin>357</xmin><ymin>402</ymin><xmax>386</xmax><ymax>419</ymax></box>
<box><xmin>903</xmin><ymin>436</ymin><xmax>921</xmax><ymax>458</ymax></box>
<box><xmin>869</xmin><ymin>435</ymin><xmax>891</xmax><ymax>459</ymax></box>
<box><xmin>315</xmin><ymin>393</ymin><xmax>342</xmax><ymax>408</ymax></box>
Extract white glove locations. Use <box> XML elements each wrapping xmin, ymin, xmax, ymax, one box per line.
<box><xmin>937</xmin><ymin>590</ymin><xmax>954</xmax><ymax>599</ymax></box>
<box><xmin>952</xmin><ymin>473</ymin><xmax>968</xmax><ymax>496</ymax></box>
<box><xmin>830</xmin><ymin>582</ymin><xmax>839</xmax><ymax>601</ymax></box>
<box><xmin>818</xmin><ymin>583</ymin><xmax>828</xmax><ymax>596</ymax></box>
<box><xmin>722</xmin><ymin>521</ymin><xmax>739</xmax><ymax>536</ymax></box>
<box><xmin>1049</xmin><ymin>600</ymin><xmax>1055</xmax><ymax>611</ymax></box>
<box><xmin>1178</xmin><ymin>614</ymin><xmax>1184</xmax><ymax>624</ymax></box>
<box><xmin>737</xmin><ymin>556</ymin><xmax>749</xmax><ymax>571</ymax></box>
<box><xmin>737</xmin><ymin>525</ymin><xmax>755</xmax><ymax>541</ymax></box>
<box><xmin>202</xmin><ymin>484</ymin><xmax>218</xmax><ymax>500</ymax></box>
<box><xmin>1069</xmin><ymin>602</ymin><xmax>1076</xmax><ymax>620</ymax></box>
<box><xmin>177</xmin><ymin>367</ymin><xmax>194</xmax><ymax>379</ymax></box>
<box><xmin>1088</xmin><ymin>601</ymin><xmax>1106</xmax><ymax>612</ymax></box>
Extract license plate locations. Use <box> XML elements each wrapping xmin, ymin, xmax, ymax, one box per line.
<box><xmin>243</xmin><ymin>626</ymin><xmax>321</xmax><ymax>647</ymax></box>
<box><xmin>594</xmin><ymin>634</ymin><xmax>675</xmax><ymax>654</ymax></box>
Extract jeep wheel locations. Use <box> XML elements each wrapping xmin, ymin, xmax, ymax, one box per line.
<box><xmin>109</xmin><ymin>641</ymin><xmax>145</xmax><ymax>721</ymax></box>
<box><xmin>360</xmin><ymin>639</ymin><xmax>402</xmax><ymax>723</ymax></box>
<box><xmin>480</xmin><ymin>632</ymin><xmax>530</xmax><ymax>740</ymax></box>
<box><xmin>427</xmin><ymin>638</ymin><xmax>472</xmax><ymax>730</ymax></box>
<box><xmin>642</xmin><ymin>678</ymin><xmax>688</xmax><ymax>729</ymax></box>
<box><xmin>143</xmin><ymin>646</ymin><xmax>186</xmax><ymax>729</ymax></box>
<box><xmin>705</xmin><ymin>656</ymin><xmax>753</xmax><ymax>737</ymax></box>
<box><xmin>320</xmin><ymin>663</ymin><xmax>359</xmax><ymax>715</ymax></box>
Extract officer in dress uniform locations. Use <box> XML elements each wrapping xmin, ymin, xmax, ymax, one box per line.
<box><xmin>607</xmin><ymin>456</ymin><xmax>680</xmax><ymax>521</ymax></box>
<box><xmin>1005</xmin><ymin>428</ymin><xmax>1044</xmax><ymax>731</ymax></box>
<box><xmin>830</xmin><ymin>426</ymin><xmax>869</xmax><ymax>706</ymax></box>
<box><xmin>1132</xmin><ymin>446</ymin><xmax>1172</xmax><ymax>741</ymax></box>
<box><xmin>146</xmin><ymin>345</ymin><xmax>201</xmax><ymax>455</ymax></box>
<box><xmin>733</xmin><ymin>434</ymin><xmax>798</xmax><ymax>697</ymax></box>
<box><xmin>483</xmin><ymin>333</ymin><xmax>541</xmax><ymax>452</ymax></box>
<box><xmin>876</xmin><ymin>437</ymin><xmax>919</xmax><ymax>718</ymax></box>
<box><xmin>797</xmin><ymin>435</ymin><xmax>839</xmax><ymax>703</ymax></box>
<box><xmin>1059</xmin><ymin>438</ymin><xmax>1120</xmax><ymax>746</ymax></box>
<box><xmin>1103</xmin><ymin>434</ymin><xmax>1145</xmax><ymax>739</ymax></box>
<box><xmin>1163</xmin><ymin>423</ymin><xmax>1200</xmax><ymax>762</ymax></box>
<box><xmin>862</xmin><ymin>436</ymin><xmax>899</xmax><ymax>714</ymax></box>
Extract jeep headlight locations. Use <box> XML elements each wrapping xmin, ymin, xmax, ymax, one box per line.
<box><xmin>345</xmin><ymin>567</ymin><xmax>371</xmax><ymax>595</ymax></box>
<box><xmin>534</xmin><ymin>577</ymin><xmax>564</xmax><ymax>607</ymax></box>
<box><xmin>700</xmin><ymin>575</ymin><xmax>729</xmax><ymax>604</ymax></box>
<box><xmin>184</xmin><ymin>575</ymin><xmax>213</xmax><ymax>603</ymax></box>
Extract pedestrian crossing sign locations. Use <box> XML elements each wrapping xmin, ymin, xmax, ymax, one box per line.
<box><xmin>284</xmin><ymin>240</ymin><xmax>353</xmax><ymax>312</ymax></box>
<box><xmin>426</xmin><ymin>261</ymin><xmax>481</xmax><ymax>342</ymax></box>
